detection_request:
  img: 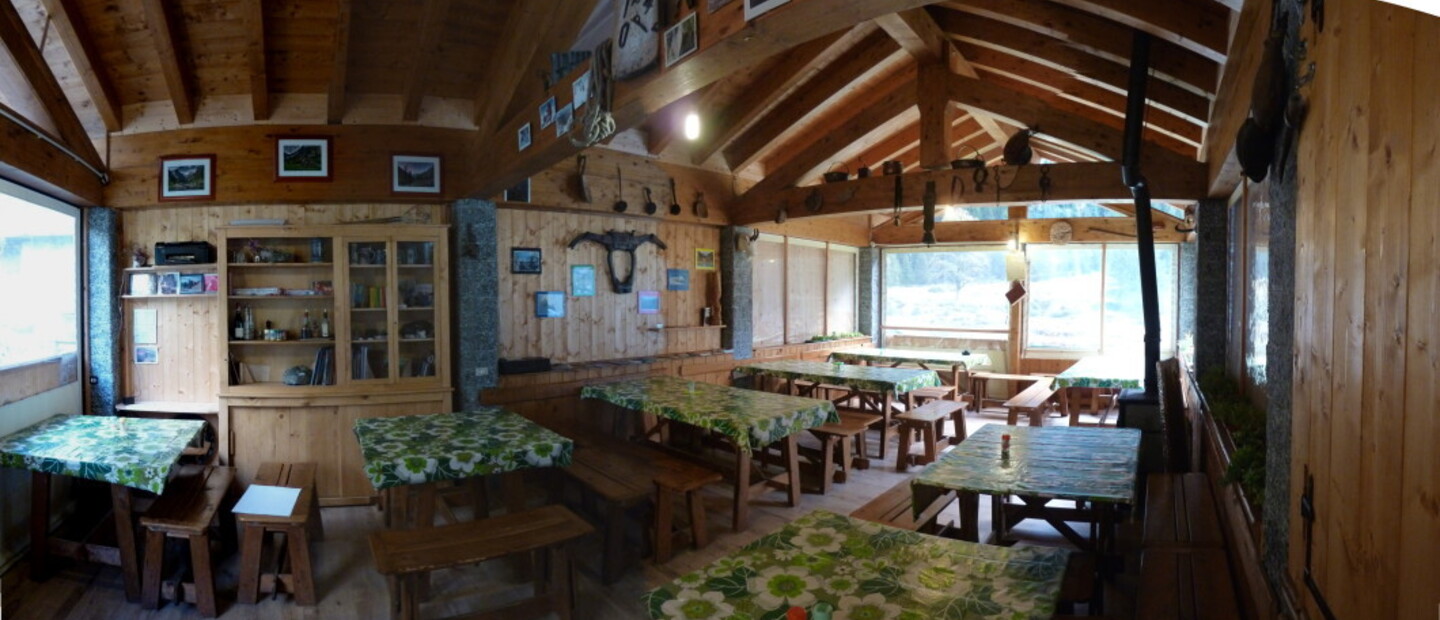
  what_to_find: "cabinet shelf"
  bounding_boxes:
[123,293,217,300]
[351,307,387,312]
[399,306,434,311]
[124,263,217,273]
[399,338,435,343]
[229,262,333,269]
[229,339,335,346]
[231,295,333,300]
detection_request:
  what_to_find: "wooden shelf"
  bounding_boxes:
[399,306,434,311]
[351,339,390,344]
[351,307,387,312]
[116,401,219,415]
[231,294,333,300]
[399,338,434,343]
[397,264,434,268]
[229,339,336,346]
[122,293,217,300]
[124,263,217,273]
[228,262,333,268]
[349,264,387,269]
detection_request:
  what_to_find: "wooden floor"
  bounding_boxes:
[1,409,1123,620]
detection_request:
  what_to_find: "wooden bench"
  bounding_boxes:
[1135,472,1240,619]
[806,409,882,493]
[850,478,957,534]
[236,462,323,606]
[1003,380,1057,426]
[369,504,592,620]
[1143,472,1224,549]
[140,465,235,618]
[968,371,1048,410]
[894,400,968,471]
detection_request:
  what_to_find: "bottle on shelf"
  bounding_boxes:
[244,306,256,340]
[319,309,331,339]
[232,304,246,341]
[300,310,313,339]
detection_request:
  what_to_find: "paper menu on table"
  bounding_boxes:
[233,484,301,517]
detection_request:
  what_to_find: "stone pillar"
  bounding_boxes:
[451,199,498,409]
[1178,239,1198,353]
[857,247,880,342]
[1194,198,1228,379]
[720,227,752,360]
[85,207,121,415]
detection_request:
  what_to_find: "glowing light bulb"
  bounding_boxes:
[684,112,701,141]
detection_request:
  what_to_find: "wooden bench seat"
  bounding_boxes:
[140,465,235,618]
[369,505,592,620]
[806,409,882,492]
[969,372,1048,410]
[1003,380,1057,426]
[850,478,957,534]
[1143,472,1224,548]
[894,400,968,470]
[1135,472,1241,620]
[236,462,323,606]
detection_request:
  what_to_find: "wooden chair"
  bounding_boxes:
[235,462,323,606]
[894,400,967,471]
[806,410,882,493]
[368,505,592,620]
[139,465,235,618]
[851,478,957,535]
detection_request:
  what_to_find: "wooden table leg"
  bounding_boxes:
[732,450,751,531]
[958,491,980,542]
[783,435,800,507]
[878,392,894,461]
[1060,387,1076,426]
[818,435,836,494]
[29,472,49,582]
[111,484,142,602]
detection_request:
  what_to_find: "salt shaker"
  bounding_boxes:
[1001,433,1011,460]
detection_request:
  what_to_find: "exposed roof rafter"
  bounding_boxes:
[40,0,120,132]
[0,0,102,168]
[400,0,452,122]
[326,0,352,124]
[140,0,195,125]
[244,0,268,121]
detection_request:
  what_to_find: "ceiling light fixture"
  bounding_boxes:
[683,112,701,141]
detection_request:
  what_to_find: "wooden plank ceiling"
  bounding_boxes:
[1,0,1239,210]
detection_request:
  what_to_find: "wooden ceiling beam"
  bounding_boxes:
[732,159,1206,225]
[722,29,901,172]
[875,6,978,78]
[1203,0,1266,197]
[872,215,1187,245]
[1100,201,1184,227]
[644,85,712,155]
[327,0,352,124]
[140,0,194,125]
[496,0,600,129]
[244,0,268,121]
[0,105,102,205]
[687,28,851,166]
[1045,0,1231,64]
[0,1,102,169]
[917,63,959,169]
[474,0,576,134]
[400,0,452,122]
[844,114,982,173]
[941,0,1218,97]
[469,0,944,198]
[41,0,121,132]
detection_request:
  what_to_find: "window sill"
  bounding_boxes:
[0,353,79,407]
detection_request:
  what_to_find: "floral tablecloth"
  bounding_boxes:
[580,376,839,453]
[353,408,573,490]
[829,347,993,371]
[0,415,204,494]
[645,509,1069,620]
[1051,355,1144,389]
[913,424,1141,519]
[733,360,940,395]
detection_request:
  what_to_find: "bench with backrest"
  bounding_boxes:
[850,477,957,535]
[1135,472,1240,619]
[1003,379,1057,426]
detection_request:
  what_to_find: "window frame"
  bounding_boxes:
[0,179,82,404]
[879,244,1014,344]
[1021,242,1182,359]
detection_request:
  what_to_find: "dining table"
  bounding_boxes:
[580,375,839,531]
[912,424,1141,553]
[644,509,1070,620]
[732,359,939,461]
[0,414,205,602]
[1051,354,1145,425]
[352,407,574,529]
[828,346,991,401]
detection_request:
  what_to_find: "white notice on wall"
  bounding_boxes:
[232,484,301,517]
[133,308,157,344]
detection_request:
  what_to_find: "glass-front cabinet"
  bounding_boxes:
[217,225,449,394]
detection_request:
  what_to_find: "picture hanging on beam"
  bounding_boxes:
[666,269,689,291]
[571,265,596,297]
[572,70,590,109]
[539,96,557,129]
[158,154,215,201]
[275,136,331,181]
[664,11,698,68]
[743,0,788,21]
[555,103,575,138]
[535,291,565,318]
[392,154,441,194]
[638,290,660,314]
[504,178,530,203]
[517,122,532,151]
[695,248,716,270]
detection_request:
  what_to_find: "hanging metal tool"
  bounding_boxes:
[575,155,591,202]
[892,175,903,226]
[613,166,627,212]
[922,180,937,246]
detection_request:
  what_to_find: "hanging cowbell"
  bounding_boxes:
[1003,128,1039,166]
[922,180,937,246]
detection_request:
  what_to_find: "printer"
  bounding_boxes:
[155,241,216,265]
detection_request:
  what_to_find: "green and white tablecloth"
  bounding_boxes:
[733,360,940,395]
[1051,355,1144,389]
[913,424,1141,518]
[0,415,203,494]
[644,509,1069,620]
[353,407,573,491]
[829,347,993,371]
[580,376,839,453]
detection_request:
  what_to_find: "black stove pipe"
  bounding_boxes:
[1121,30,1160,398]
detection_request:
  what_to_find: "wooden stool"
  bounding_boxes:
[807,410,881,493]
[140,465,234,618]
[653,468,723,563]
[907,385,958,406]
[895,401,967,471]
[236,462,323,606]
[369,505,593,620]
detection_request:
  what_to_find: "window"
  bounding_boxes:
[1244,181,1270,391]
[751,235,859,347]
[1025,243,1179,355]
[1026,202,1124,219]
[883,248,1011,331]
[0,185,79,370]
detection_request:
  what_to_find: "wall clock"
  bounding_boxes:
[614,0,661,81]
[1049,220,1073,243]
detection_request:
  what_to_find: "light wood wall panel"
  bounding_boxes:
[1287,2,1440,618]
[495,207,721,363]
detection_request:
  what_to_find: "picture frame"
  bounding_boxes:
[744,0,789,21]
[275,136,331,180]
[535,291,565,318]
[178,273,205,295]
[158,155,215,201]
[695,248,717,270]
[664,11,699,67]
[555,103,574,137]
[638,290,660,314]
[158,272,179,295]
[128,273,155,296]
[392,154,442,194]
[539,96,557,128]
[517,122,532,151]
[511,247,542,274]
[666,268,689,291]
[134,346,159,365]
[571,265,596,297]
[504,178,530,203]
[708,0,735,13]
[572,70,591,109]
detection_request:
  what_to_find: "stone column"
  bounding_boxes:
[451,199,499,409]
[720,227,753,360]
[85,207,121,415]
[1194,198,1228,379]
[857,247,880,342]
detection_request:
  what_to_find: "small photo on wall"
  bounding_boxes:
[504,178,530,203]
[666,269,689,291]
[571,265,596,297]
[539,96,557,128]
[511,247,542,274]
[664,11,699,67]
[276,136,331,180]
[159,155,215,201]
[134,346,159,365]
[392,154,441,194]
[555,103,574,137]
[518,123,532,151]
[178,273,205,294]
[536,291,565,318]
[572,70,591,108]
[695,248,716,270]
[638,290,660,314]
[744,0,789,20]
[158,272,179,295]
